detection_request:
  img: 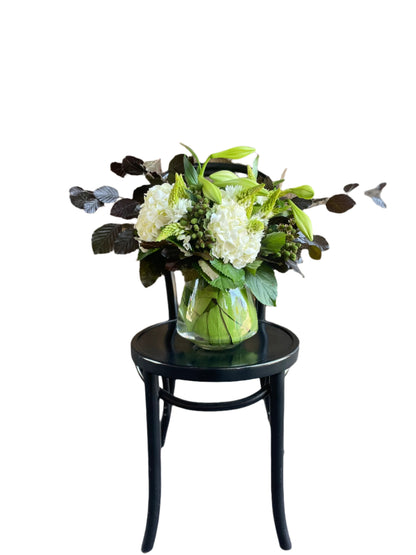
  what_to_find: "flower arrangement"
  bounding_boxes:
[70,144,386,349]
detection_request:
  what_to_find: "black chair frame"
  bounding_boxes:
[131,163,299,552]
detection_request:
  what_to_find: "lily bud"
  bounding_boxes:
[209,146,256,160]
[198,176,222,204]
[281,185,315,199]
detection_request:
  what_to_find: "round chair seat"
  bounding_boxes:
[131,319,299,382]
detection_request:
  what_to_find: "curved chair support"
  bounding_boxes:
[159,385,269,412]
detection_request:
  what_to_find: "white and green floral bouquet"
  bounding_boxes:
[70,144,385,348]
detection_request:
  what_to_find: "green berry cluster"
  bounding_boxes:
[277,218,300,260]
[276,218,300,262]
[180,194,215,251]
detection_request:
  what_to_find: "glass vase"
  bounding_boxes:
[176,278,258,350]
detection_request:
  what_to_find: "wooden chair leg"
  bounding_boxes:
[161,377,176,447]
[142,372,162,553]
[269,372,291,550]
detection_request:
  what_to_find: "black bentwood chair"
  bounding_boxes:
[130,164,300,552]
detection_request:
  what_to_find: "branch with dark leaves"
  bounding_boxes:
[294,181,387,213]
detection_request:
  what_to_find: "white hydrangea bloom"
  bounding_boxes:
[208,187,265,269]
[135,183,191,241]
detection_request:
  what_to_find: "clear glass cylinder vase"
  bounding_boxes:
[176,278,258,350]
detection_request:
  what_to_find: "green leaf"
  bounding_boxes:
[192,311,209,338]
[217,290,251,341]
[207,305,231,344]
[245,260,262,275]
[245,263,277,306]
[288,199,313,241]
[180,143,201,170]
[91,224,122,254]
[261,232,286,254]
[210,274,238,291]
[210,259,245,286]
[190,287,218,318]
[252,155,259,179]
[183,155,199,186]
[273,179,285,187]
[210,146,256,160]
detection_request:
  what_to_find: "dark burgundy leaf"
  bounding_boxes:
[110,156,145,177]
[326,194,356,213]
[343,183,359,193]
[110,162,125,177]
[167,154,191,183]
[291,198,312,210]
[93,186,119,203]
[161,246,182,261]
[91,224,122,254]
[110,198,141,219]
[296,233,330,251]
[140,240,169,249]
[69,188,95,209]
[364,182,387,208]
[145,171,164,185]
[257,174,274,190]
[122,156,145,175]
[285,258,305,277]
[208,157,232,164]
[266,259,290,274]
[137,247,159,261]
[139,252,165,287]
[114,226,138,254]
[83,198,104,214]
[133,185,151,203]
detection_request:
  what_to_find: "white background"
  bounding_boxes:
[1,1,415,554]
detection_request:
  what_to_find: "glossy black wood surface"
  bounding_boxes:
[131,320,299,382]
